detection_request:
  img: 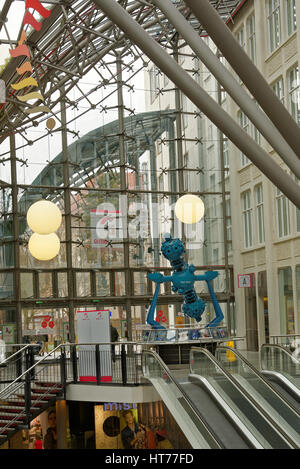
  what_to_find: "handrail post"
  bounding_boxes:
[60,347,66,399]
[16,349,23,379]
[121,344,127,386]
[95,344,101,385]
[25,350,32,426]
[71,345,78,384]
[29,346,35,380]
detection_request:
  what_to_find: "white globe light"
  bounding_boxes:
[174,194,205,224]
[28,233,60,261]
[27,200,62,234]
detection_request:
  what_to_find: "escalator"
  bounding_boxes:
[214,346,300,448]
[260,343,300,407]
[142,348,298,449]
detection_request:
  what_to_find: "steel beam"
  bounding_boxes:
[185,0,300,163]
[152,0,300,180]
[91,0,300,209]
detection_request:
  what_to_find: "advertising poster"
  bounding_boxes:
[1,324,15,344]
[21,401,70,449]
[94,402,174,450]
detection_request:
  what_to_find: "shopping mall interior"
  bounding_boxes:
[0,0,299,450]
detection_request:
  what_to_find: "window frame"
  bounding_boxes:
[275,187,291,238]
[255,184,265,244]
[241,190,253,249]
[267,0,281,53]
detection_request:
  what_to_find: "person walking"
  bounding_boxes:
[110,324,119,363]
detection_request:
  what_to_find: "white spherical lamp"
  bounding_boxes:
[28,232,60,261]
[27,200,62,234]
[174,194,205,224]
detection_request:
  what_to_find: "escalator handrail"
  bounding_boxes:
[261,343,300,365]
[216,345,300,417]
[142,349,224,449]
[190,346,298,449]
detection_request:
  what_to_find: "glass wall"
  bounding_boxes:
[0,32,233,343]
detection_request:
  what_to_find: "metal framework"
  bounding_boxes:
[1,0,295,343]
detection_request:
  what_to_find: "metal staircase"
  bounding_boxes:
[0,345,66,446]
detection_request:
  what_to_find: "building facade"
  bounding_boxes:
[144,0,300,350]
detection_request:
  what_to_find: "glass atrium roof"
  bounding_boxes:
[0,0,246,138]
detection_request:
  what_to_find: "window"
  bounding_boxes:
[247,14,257,64]
[225,199,232,253]
[255,184,265,244]
[207,119,215,147]
[294,178,300,232]
[267,0,281,53]
[237,27,245,83]
[223,137,229,171]
[209,173,216,191]
[296,205,300,232]
[272,76,285,104]
[276,187,290,237]
[296,266,300,334]
[242,190,253,248]
[149,66,160,103]
[184,153,189,190]
[278,267,294,334]
[239,111,250,167]
[219,56,227,102]
[237,27,246,49]
[288,65,300,125]
[182,93,188,129]
[287,0,297,36]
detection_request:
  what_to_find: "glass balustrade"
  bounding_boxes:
[142,350,222,449]
[190,347,295,449]
[215,346,300,448]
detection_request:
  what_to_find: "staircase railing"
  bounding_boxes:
[0,341,144,445]
[0,344,66,440]
[0,345,33,390]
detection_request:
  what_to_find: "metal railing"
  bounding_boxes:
[136,325,231,343]
[190,347,298,449]
[0,345,31,389]
[260,343,300,398]
[142,349,223,449]
[65,342,143,386]
[270,334,300,348]
[0,341,144,444]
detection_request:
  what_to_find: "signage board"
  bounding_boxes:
[77,309,111,382]
[238,274,252,288]
[1,324,15,344]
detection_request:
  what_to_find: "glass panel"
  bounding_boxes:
[216,347,300,447]
[0,272,14,299]
[96,272,110,296]
[21,307,69,348]
[114,272,126,296]
[142,351,221,449]
[133,272,147,295]
[57,272,68,297]
[21,272,34,299]
[76,272,91,297]
[39,272,53,298]
[190,348,291,448]
[261,345,300,392]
